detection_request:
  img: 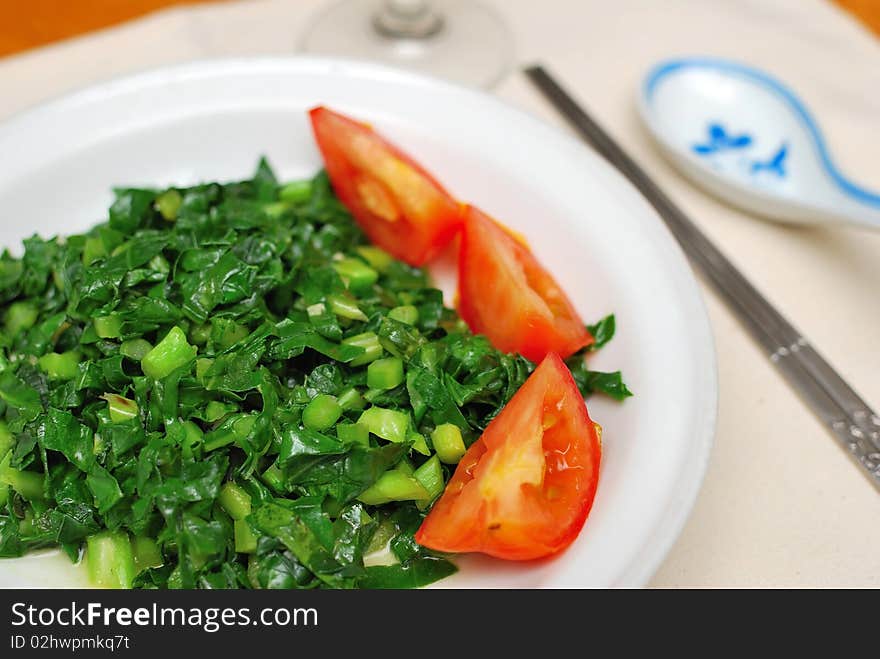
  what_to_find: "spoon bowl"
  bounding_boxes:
[639,57,880,230]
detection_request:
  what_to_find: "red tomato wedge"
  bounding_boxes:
[457,205,593,362]
[308,106,463,266]
[415,353,602,561]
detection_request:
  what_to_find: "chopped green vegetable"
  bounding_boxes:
[0,466,44,501]
[358,406,410,443]
[93,315,122,339]
[336,422,369,446]
[82,236,106,265]
[5,301,38,334]
[413,455,444,509]
[260,464,286,494]
[367,357,404,390]
[37,351,80,380]
[333,257,378,293]
[203,400,232,423]
[355,245,393,273]
[337,386,366,411]
[388,305,419,326]
[279,179,312,204]
[342,331,383,367]
[0,160,628,590]
[87,531,136,589]
[102,393,138,423]
[327,294,368,321]
[180,420,203,459]
[407,431,431,456]
[394,457,415,476]
[132,536,164,572]
[234,519,258,554]
[565,349,634,400]
[587,313,616,350]
[361,557,457,589]
[203,414,254,452]
[211,319,248,350]
[195,357,213,381]
[141,326,197,379]
[302,394,343,431]
[357,470,430,505]
[120,338,152,361]
[218,482,252,520]
[431,423,466,464]
[0,422,12,460]
[154,189,182,221]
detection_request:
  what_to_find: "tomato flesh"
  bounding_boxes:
[309,106,462,266]
[457,205,592,362]
[415,353,602,560]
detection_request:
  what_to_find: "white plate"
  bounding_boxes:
[0,57,716,588]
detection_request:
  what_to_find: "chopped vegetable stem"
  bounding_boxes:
[358,406,410,443]
[141,326,197,379]
[234,519,258,554]
[93,315,122,339]
[431,423,467,464]
[388,305,419,325]
[333,257,379,293]
[342,332,383,366]
[37,351,80,381]
[367,357,404,390]
[218,482,252,520]
[5,301,38,334]
[357,470,430,505]
[302,394,343,431]
[0,467,45,501]
[155,189,182,221]
[132,536,164,572]
[337,387,366,411]
[355,246,393,273]
[120,338,153,361]
[87,531,136,589]
[327,294,368,321]
[102,393,138,423]
[414,455,444,509]
[336,422,369,446]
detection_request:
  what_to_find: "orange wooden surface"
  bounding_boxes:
[835,0,880,34]
[0,0,877,59]
[0,0,227,58]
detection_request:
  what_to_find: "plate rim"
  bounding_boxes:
[0,55,718,587]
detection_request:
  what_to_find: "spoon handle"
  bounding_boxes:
[525,64,880,491]
[831,194,880,230]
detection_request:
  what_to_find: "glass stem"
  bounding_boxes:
[373,0,444,39]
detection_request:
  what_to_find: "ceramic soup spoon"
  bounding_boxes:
[638,57,880,229]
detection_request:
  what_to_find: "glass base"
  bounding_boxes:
[300,0,514,89]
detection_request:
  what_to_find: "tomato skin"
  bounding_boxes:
[309,106,463,266]
[457,205,593,362]
[415,353,602,561]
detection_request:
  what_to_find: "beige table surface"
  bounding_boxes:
[1,0,878,587]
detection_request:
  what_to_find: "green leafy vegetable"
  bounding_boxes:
[587,314,617,351]
[565,353,634,400]
[0,159,629,589]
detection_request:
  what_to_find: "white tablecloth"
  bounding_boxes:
[2,0,879,587]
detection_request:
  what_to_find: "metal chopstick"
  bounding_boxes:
[523,64,880,492]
